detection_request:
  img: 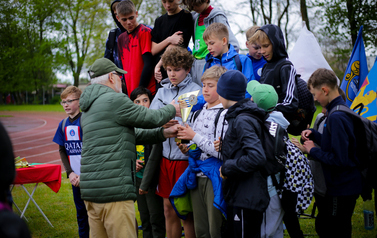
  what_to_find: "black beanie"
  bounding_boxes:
[216,70,247,101]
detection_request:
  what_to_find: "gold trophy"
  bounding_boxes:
[175,90,200,144]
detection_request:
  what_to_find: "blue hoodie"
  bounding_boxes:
[247,53,266,81]
[204,44,255,98]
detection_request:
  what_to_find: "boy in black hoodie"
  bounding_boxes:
[249,24,299,126]
[217,70,269,238]
[104,0,124,69]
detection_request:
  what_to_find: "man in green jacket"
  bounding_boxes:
[79,58,179,238]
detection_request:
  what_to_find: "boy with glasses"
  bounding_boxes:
[53,86,89,238]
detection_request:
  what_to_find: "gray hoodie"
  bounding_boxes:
[192,7,239,52]
[150,74,202,161]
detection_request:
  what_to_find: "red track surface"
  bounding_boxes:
[0,111,67,171]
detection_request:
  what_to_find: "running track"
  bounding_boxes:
[0,111,67,171]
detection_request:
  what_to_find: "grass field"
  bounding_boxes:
[0,104,63,112]
[5,104,377,237]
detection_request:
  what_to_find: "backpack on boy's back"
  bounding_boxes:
[275,60,316,136]
[247,113,314,212]
[327,104,377,189]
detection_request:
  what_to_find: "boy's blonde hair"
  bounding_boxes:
[116,0,136,16]
[61,86,82,100]
[182,0,210,11]
[161,46,194,71]
[203,23,229,43]
[201,65,227,82]
[246,26,260,42]
[307,68,338,90]
[248,29,270,45]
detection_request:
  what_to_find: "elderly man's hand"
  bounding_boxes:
[163,124,180,138]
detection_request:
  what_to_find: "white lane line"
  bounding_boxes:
[10,119,48,135]
[44,159,62,164]
[14,143,56,153]
[19,150,57,158]
[12,136,53,146]
[12,128,56,140]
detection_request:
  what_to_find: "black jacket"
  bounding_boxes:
[221,99,270,212]
[259,24,299,115]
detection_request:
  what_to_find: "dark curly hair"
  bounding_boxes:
[161,46,194,71]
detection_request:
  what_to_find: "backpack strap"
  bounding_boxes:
[62,117,68,134]
[214,108,225,139]
[204,59,213,71]
[233,54,242,72]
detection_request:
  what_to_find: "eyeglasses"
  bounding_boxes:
[113,72,122,77]
[60,99,79,106]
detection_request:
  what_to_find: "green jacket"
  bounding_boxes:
[79,84,175,203]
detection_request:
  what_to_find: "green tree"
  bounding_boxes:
[58,0,110,87]
[0,0,59,104]
[314,0,377,51]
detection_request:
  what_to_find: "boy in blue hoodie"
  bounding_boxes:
[192,22,255,111]
[301,68,363,238]
[203,23,255,98]
[149,46,201,238]
[245,26,266,81]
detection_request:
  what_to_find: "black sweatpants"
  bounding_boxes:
[281,190,304,238]
[225,206,263,238]
[315,194,358,238]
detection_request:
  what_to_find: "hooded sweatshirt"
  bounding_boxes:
[150,74,202,161]
[192,7,239,53]
[259,24,298,116]
[104,0,125,69]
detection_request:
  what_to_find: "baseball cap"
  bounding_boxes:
[246,80,278,112]
[88,58,127,79]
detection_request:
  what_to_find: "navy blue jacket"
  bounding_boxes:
[104,0,125,69]
[309,96,362,196]
[220,99,269,212]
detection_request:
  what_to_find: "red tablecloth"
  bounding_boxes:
[13,164,62,193]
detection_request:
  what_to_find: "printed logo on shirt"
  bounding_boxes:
[257,68,263,76]
[234,214,240,221]
[70,129,75,137]
[65,125,81,141]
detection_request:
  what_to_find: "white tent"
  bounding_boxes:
[289,23,339,84]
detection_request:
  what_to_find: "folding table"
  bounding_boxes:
[11,164,62,227]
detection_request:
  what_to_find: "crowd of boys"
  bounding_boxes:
[45,0,370,238]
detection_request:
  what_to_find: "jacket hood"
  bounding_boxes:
[160,73,194,89]
[259,24,287,63]
[111,0,126,32]
[205,44,238,64]
[79,84,116,112]
[267,111,290,130]
[226,99,267,121]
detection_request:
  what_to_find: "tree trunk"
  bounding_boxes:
[300,0,310,31]
[346,0,357,46]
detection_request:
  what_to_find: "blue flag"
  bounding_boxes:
[350,56,377,123]
[340,26,368,107]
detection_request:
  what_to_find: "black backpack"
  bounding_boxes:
[247,114,288,187]
[327,104,377,189]
[278,61,316,136]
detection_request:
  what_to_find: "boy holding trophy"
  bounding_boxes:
[149,46,201,238]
